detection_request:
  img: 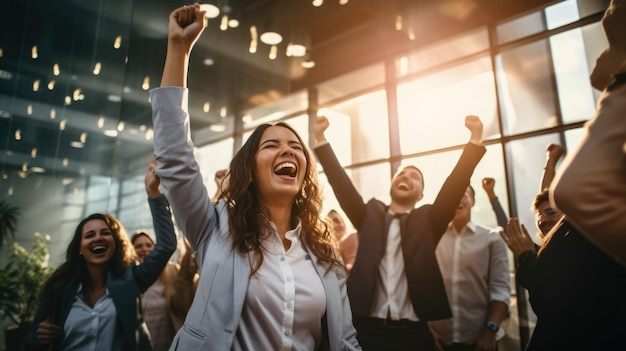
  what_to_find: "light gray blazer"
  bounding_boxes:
[150,87,360,351]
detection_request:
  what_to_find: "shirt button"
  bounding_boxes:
[287,303,292,308]
[284,330,291,336]
[286,276,292,281]
[280,256,285,261]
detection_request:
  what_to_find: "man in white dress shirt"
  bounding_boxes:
[429,185,511,351]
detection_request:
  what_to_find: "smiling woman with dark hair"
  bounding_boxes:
[25,157,177,351]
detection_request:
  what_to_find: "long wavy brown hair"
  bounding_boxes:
[219,122,342,274]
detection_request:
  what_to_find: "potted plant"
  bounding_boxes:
[0,232,54,351]
[0,200,21,249]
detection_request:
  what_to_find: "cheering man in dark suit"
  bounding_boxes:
[313,115,485,350]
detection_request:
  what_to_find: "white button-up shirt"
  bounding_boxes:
[369,212,419,321]
[429,221,511,342]
[60,286,123,351]
[234,221,327,351]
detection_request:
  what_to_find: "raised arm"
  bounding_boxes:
[482,177,508,230]
[429,116,486,236]
[539,143,565,192]
[134,156,177,292]
[161,4,206,88]
[313,116,367,229]
[152,5,220,256]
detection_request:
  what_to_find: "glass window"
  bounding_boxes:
[496,40,559,135]
[195,138,235,200]
[550,24,604,124]
[545,0,581,29]
[396,28,490,77]
[496,10,546,45]
[397,56,498,154]
[319,90,389,165]
[317,63,385,105]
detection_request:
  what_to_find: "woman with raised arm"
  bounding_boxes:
[149,4,360,350]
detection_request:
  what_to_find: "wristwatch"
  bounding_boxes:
[485,321,499,333]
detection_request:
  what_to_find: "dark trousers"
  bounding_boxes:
[353,317,435,351]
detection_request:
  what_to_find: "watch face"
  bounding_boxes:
[485,321,499,332]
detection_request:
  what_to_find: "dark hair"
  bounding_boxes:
[220,122,341,274]
[40,213,136,321]
[532,188,550,212]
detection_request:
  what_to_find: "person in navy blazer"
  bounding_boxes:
[313,115,486,350]
[25,157,177,351]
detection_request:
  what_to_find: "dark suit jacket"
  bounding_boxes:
[525,218,626,350]
[26,195,177,351]
[315,142,485,321]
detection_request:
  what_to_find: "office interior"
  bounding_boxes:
[0,0,612,349]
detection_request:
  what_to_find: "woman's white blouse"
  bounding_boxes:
[234,221,327,351]
[60,287,123,351]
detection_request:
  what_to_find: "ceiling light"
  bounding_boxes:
[27,105,32,115]
[31,167,45,173]
[104,130,118,137]
[117,121,125,131]
[260,32,283,45]
[203,58,214,66]
[31,46,38,59]
[339,0,348,4]
[15,129,21,141]
[70,141,84,148]
[286,43,307,57]
[107,94,121,102]
[114,36,122,49]
[269,45,277,60]
[33,79,40,91]
[203,101,210,112]
[63,158,69,167]
[0,69,12,80]
[228,19,239,28]
[302,59,316,69]
[53,63,60,76]
[200,3,220,19]
[62,177,73,185]
[312,0,323,7]
[31,148,37,158]
[142,76,150,90]
[80,132,87,143]
[47,80,55,90]
[220,15,229,30]
[210,124,226,132]
[50,108,56,119]
[59,119,67,130]
[395,15,403,31]
[93,62,101,75]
